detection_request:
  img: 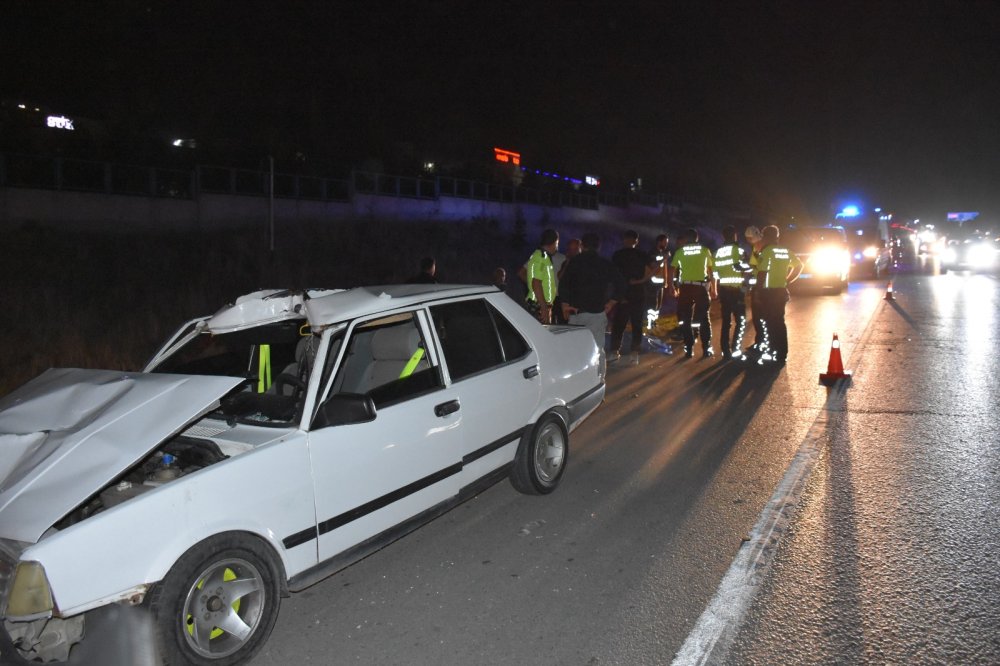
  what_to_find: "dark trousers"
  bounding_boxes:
[609,287,646,353]
[718,286,746,355]
[677,284,711,351]
[758,287,790,360]
[749,287,764,348]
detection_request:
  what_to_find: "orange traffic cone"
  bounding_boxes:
[819,333,852,386]
[884,281,895,300]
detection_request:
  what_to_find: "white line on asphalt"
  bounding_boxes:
[671,395,838,665]
[672,298,884,665]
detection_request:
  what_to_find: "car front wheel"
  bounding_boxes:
[510,413,568,495]
[147,534,282,665]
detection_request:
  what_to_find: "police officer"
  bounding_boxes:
[713,225,750,359]
[744,225,766,357]
[671,228,716,358]
[648,233,671,327]
[755,225,803,364]
[519,228,559,324]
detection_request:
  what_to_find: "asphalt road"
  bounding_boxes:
[252,265,999,665]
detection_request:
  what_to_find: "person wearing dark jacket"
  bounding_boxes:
[560,233,627,369]
[608,230,656,363]
[406,256,438,284]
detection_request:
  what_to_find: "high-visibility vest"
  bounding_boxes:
[757,244,803,288]
[670,243,714,283]
[714,243,748,286]
[525,249,556,303]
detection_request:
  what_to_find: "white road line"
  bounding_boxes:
[673,297,885,665]
[671,395,839,665]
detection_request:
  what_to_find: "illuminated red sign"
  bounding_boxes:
[493,147,521,165]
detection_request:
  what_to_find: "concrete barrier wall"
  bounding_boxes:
[0,184,755,244]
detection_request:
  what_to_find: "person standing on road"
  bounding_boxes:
[405,257,438,284]
[558,237,583,280]
[671,228,716,358]
[649,233,672,325]
[609,230,656,364]
[744,225,766,357]
[549,240,570,324]
[755,225,803,364]
[518,228,559,324]
[559,232,626,370]
[714,225,750,359]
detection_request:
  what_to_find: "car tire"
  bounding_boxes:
[146,533,283,666]
[510,412,568,495]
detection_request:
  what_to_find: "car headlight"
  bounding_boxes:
[862,246,879,259]
[968,243,998,268]
[942,247,958,264]
[810,248,850,275]
[5,561,54,619]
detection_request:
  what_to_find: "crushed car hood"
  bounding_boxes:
[0,369,242,543]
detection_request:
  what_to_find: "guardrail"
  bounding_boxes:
[0,152,673,213]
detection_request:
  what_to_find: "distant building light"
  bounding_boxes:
[422,161,435,172]
[170,138,197,149]
[172,139,183,147]
[493,147,521,165]
[874,207,882,213]
[17,103,26,109]
[46,115,74,130]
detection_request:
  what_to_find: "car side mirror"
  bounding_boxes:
[313,393,377,428]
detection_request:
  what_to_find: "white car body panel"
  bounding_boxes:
[0,369,242,543]
[23,427,316,616]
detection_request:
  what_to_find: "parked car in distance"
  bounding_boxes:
[846,225,892,279]
[784,224,852,294]
[0,285,605,665]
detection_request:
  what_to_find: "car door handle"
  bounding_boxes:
[523,365,539,379]
[434,400,460,417]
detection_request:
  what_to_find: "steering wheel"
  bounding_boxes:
[273,372,307,401]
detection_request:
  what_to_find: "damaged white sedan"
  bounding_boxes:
[0,285,604,664]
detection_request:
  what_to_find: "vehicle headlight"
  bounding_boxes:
[942,247,958,264]
[862,246,879,259]
[810,248,849,275]
[968,243,998,268]
[5,561,54,619]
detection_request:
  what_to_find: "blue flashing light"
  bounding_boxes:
[839,205,861,218]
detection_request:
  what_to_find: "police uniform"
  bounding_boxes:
[671,242,715,357]
[756,243,803,363]
[714,241,749,358]
[524,248,556,322]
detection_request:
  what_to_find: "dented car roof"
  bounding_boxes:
[206,285,496,334]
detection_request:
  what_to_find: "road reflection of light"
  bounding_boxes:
[931,274,997,422]
[808,285,885,362]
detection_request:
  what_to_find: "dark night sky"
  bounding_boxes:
[4,0,1000,221]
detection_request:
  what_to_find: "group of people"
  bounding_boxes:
[516,224,803,367]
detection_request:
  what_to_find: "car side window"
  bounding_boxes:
[431,299,508,381]
[489,302,530,361]
[329,313,442,409]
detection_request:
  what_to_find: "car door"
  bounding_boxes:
[307,310,466,562]
[427,297,541,485]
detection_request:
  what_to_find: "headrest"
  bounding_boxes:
[371,326,420,361]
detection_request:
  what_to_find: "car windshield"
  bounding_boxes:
[153,319,318,426]
[783,227,846,251]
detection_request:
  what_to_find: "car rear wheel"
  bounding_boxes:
[147,534,282,665]
[510,413,568,495]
